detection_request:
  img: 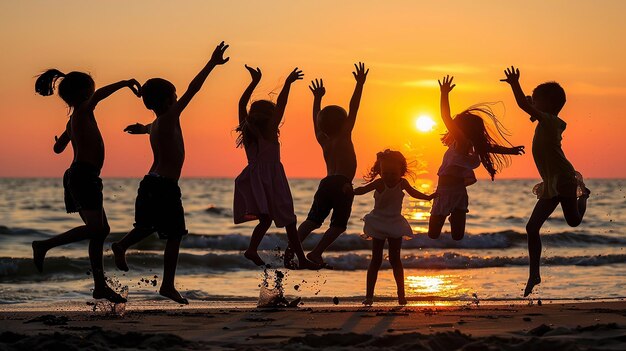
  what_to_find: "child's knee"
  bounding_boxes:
[451,231,464,241]
[428,230,441,239]
[88,223,110,238]
[565,216,582,228]
[525,222,540,235]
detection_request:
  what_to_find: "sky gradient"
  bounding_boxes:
[1,0,625,179]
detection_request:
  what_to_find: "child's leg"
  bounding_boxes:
[285,222,320,269]
[364,238,385,305]
[80,209,125,303]
[284,220,321,268]
[32,225,91,272]
[244,215,272,266]
[524,198,559,297]
[428,215,446,239]
[307,226,345,264]
[449,210,467,241]
[387,237,406,305]
[557,176,588,227]
[112,227,154,271]
[160,236,188,304]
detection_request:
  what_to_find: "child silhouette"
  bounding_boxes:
[501,66,590,297]
[233,64,320,270]
[429,75,524,241]
[112,41,230,304]
[32,69,141,303]
[285,63,369,268]
[354,150,437,306]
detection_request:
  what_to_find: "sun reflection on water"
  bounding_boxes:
[406,275,459,297]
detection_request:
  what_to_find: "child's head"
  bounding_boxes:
[236,100,279,147]
[141,78,177,111]
[531,82,566,115]
[365,149,409,186]
[442,104,512,180]
[35,69,95,107]
[317,105,347,137]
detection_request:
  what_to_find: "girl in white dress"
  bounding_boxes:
[354,150,437,306]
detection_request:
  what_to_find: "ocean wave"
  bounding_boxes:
[3,225,625,251]
[3,252,626,280]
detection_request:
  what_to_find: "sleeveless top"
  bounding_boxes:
[437,146,481,180]
[362,182,413,239]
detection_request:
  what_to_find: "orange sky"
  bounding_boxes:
[1,1,625,179]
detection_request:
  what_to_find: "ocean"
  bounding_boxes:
[0,178,624,305]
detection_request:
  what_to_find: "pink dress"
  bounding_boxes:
[233,137,296,228]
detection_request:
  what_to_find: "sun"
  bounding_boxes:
[415,115,436,132]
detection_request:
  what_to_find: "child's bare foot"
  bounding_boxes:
[283,245,295,269]
[296,257,323,270]
[111,242,129,272]
[305,252,333,269]
[93,286,127,304]
[244,250,266,266]
[524,275,541,297]
[32,241,47,273]
[159,286,189,305]
[362,297,373,306]
[398,296,408,305]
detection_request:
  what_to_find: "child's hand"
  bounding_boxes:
[209,41,230,66]
[428,192,439,201]
[124,123,146,134]
[511,145,525,155]
[126,79,142,97]
[500,66,520,85]
[352,62,369,84]
[309,79,325,98]
[245,65,262,82]
[286,67,304,84]
[438,75,455,94]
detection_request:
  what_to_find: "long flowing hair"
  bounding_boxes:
[441,103,513,180]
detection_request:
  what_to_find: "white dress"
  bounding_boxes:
[363,183,413,240]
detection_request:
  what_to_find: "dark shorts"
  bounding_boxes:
[134,175,188,239]
[306,175,354,229]
[63,162,103,213]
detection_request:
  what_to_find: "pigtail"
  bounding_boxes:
[35,69,65,96]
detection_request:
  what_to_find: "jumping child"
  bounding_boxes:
[233,64,319,270]
[428,75,524,241]
[284,63,369,268]
[501,66,590,296]
[112,41,230,304]
[354,150,437,306]
[32,69,142,303]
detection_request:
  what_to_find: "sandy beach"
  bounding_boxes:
[1,300,625,350]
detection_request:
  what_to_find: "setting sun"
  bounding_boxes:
[415,115,436,132]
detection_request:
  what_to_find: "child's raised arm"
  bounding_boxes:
[401,179,437,200]
[309,78,325,142]
[346,62,369,133]
[438,75,468,146]
[353,178,382,195]
[88,79,141,109]
[53,130,70,154]
[124,123,152,135]
[272,67,303,128]
[500,66,543,122]
[239,65,262,125]
[487,144,525,155]
[172,41,229,116]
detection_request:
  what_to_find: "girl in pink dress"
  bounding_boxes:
[234,65,319,270]
[354,150,437,306]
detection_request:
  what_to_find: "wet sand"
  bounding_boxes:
[1,300,625,350]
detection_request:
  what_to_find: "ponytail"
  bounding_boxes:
[35,69,65,96]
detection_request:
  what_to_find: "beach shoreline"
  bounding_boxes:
[1,300,625,350]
